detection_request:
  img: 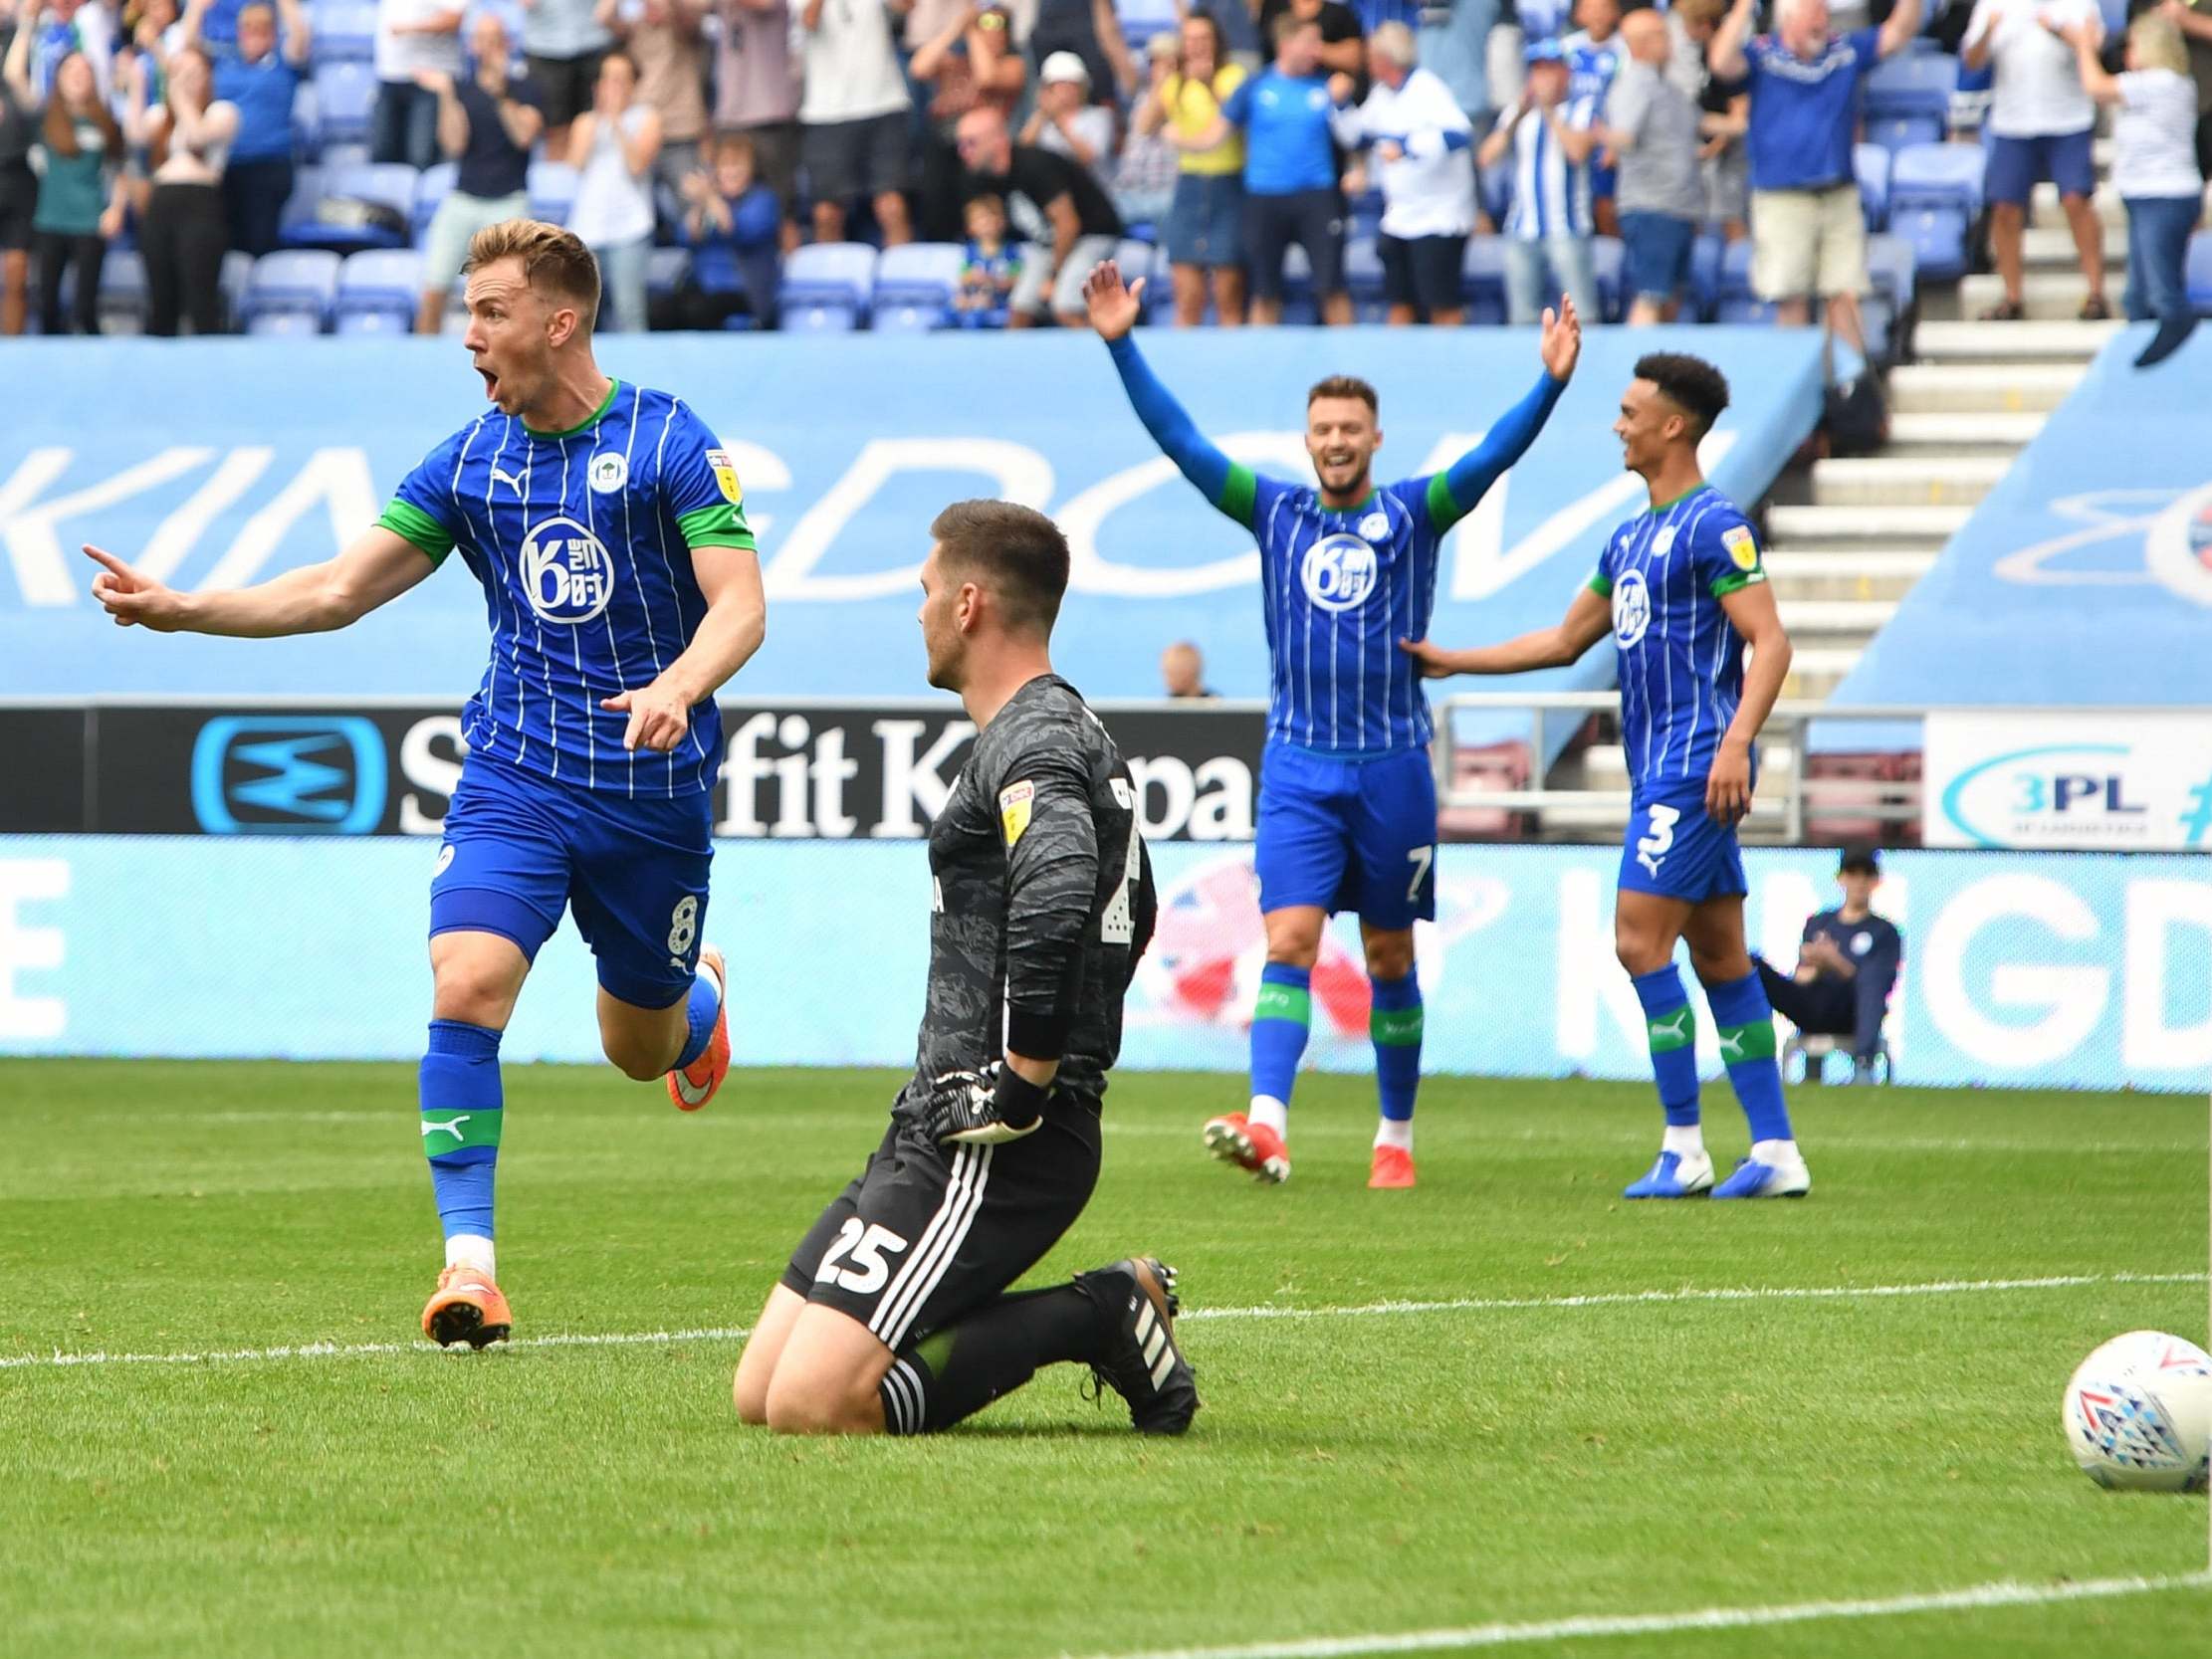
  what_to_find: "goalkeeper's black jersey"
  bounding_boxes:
[897,674,1156,1118]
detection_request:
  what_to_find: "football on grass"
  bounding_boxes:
[2063,1331,2212,1492]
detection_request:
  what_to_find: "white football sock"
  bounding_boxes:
[1373,1117,1413,1151]
[1661,1123,1706,1159]
[1751,1138,1800,1165]
[1247,1095,1289,1137]
[445,1233,496,1277]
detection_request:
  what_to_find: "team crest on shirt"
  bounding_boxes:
[706,448,743,505]
[1722,522,1761,572]
[1612,568,1652,648]
[1359,511,1391,541]
[519,516,615,624]
[1301,533,1380,612]
[1652,525,1677,557]
[998,780,1034,846]
[588,453,628,494]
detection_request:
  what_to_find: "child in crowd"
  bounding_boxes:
[954,190,1021,326]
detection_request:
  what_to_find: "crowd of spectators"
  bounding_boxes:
[0,0,2204,339]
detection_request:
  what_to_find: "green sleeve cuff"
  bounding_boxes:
[377,500,453,566]
[1710,569,1766,597]
[1587,570,1614,598]
[1217,464,1257,528]
[1426,471,1461,532]
[676,502,758,550]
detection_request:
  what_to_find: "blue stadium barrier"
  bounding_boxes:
[1,837,2200,1093]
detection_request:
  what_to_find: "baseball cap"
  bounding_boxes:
[1041,50,1091,86]
[1838,846,1881,876]
[1524,38,1566,63]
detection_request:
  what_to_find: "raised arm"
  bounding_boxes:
[1399,583,1615,677]
[1426,299,1580,530]
[277,0,314,64]
[1707,0,1755,83]
[1082,262,1247,521]
[2054,20,2120,100]
[2,0,37,102]
[84,526,437,637]
[1876,0,1924,59]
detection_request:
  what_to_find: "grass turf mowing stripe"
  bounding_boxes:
[3,1269,2200,1371]
[1060,1571,2212,1659]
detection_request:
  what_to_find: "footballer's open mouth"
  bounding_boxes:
[477,363,501,402]
[1322,449,1357,470]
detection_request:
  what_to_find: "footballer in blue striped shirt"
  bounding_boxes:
[1405,352,1809,1201]
[1084,259,1581,1192]
[85,221,768,1344]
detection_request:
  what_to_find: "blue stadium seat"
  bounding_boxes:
[2188,232,2212,315]
[286,160,415,250]
[1717,235,1754,305]
[1888,143,1985,281]
[871,242,964,332]
[1855,142,1890,230]
[241,250,341,332]
[1460,235,1506,325]
[1345,236,1388,323]
[528,161,581,226]
[1115,238,1154,291]
[1863,112,1942,155]
[333,248,423,333]
[1591,235,1624,322]
[647,246,691,297]
[279,162,322,228]
[318,141,371,172]
[1716,295,1778,324]
[314,62,377,148]
[98,249,147,333]
[778,242,877,331]
[221,250,255,330]
[1863,233,1916,364]
[1687,232,1725,322]
[413,161,456,246]
[315,1,378,63]
[1347,185,1385,245]
[1278,241,1318,323]
[1864,52,1955,142]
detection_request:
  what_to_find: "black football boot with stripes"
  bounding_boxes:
[1075,1256,1200,1436]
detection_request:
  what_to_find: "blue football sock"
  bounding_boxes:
[1369,973,1423,1123]
[1631,965,1701,1129]
[419,1019,503,1240]
[1248,962,1312,1108]
[1704,970,1793,1144]
[673,964,722,1072]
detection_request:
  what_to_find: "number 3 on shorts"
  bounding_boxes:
[1406,845,1435,905]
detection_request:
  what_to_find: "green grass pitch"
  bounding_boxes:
[4,1061,2207,1658]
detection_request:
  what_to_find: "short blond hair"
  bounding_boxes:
[2129,12,2189,76]
[464,219,601,325]
[1675,0,1727,25]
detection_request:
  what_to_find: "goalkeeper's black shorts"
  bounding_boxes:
[779,1096,1101,1351]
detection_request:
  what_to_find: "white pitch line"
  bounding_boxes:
[1057,1571,2212,1659]
[1,1270,2201,1373]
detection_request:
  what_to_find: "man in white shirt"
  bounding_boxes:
[796,0,915,245]
[1964,0,2107,318]
[1334,21,1476,322]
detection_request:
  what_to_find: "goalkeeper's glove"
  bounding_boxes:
[927,1061,1050,1145]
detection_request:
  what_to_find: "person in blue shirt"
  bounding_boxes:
[1407,352,1807,1201]
[1085,256,1581,1189]
[652,130,782,329]
[1221,12,1353,324]
[1757,845,1902,1081]
[82,220,767,1349]
[1707,0,1922,355]
[195,0,309,257]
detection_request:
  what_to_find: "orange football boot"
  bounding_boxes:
[421,1263,513,1349]
[1368,1144,1418,1189]
[1203,1112,1291,1184]
[666,946,729,1112]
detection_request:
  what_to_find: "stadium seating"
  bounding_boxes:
[647,246,691,298]
[333,249,423,334]
[313,62,376,149]
[527,161,582,227]
[1279,242,1319,323]
[240,250,341,333]
[1855,143,1890,230]
[1687,232,1725,322]
[220,250,255,329]
[869,242,965,332]
[1887,142,1985,281]
[1591,236,1624,322]
[778,242,877,331]
[283,161,413,251]
[315,1,378,62]
[98,250,147,333]
[1862,53,1955,151]
[1345,237,1388,323]
[1460,236,1506,326]
[1862,233,1917,364]
[2188,232,2212,314]
[412,163,457,246]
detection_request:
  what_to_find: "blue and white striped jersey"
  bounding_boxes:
[376,379,755,798]
[1587,483,1767,796]
[1498,95,1601,240]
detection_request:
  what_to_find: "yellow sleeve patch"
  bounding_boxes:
[706,447,743,506]
[998,780,1034,847]
[1722,522,1760,572]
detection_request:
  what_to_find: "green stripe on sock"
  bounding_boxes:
[1370,1006,1425,1047]
[1716,1020,1777,1063]
[1646,1007,1696,1054]
[1254,982,1312,1025]
[419,1108,502,1154]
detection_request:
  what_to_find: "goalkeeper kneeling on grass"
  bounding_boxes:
[730,499,1200,1437]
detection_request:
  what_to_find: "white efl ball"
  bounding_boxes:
[2062,1330,2212,1493]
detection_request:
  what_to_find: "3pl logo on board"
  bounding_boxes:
[1925,714,2212,851]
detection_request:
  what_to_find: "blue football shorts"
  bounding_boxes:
[1253,741,1438,931]
[429,751,713,1009]
[1617,785,1747,905]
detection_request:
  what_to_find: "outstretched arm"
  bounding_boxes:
[1707,0,1755,83]
[1082,261,1248,522]
[84,526,435,637]
[1400,584,1614,678]
[1427,297,1581,530]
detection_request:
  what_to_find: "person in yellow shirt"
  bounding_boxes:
[1134,11,1248,324]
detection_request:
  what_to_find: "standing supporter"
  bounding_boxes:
[1028,0,1135,102]
[197,0,308,259]
[372,0,463,169]
[1257,0,1365,76]
[795,0,914,247]
[1963,0,2107,320]
[3,27,124,332]
[135,41,235,334]
[711,0,799,225]
[1332,19,1475,323]
[1224,12,1351,324]
[1477,35,1600,322]
[1707,0,1923,353]
[567,47,659,331]
[911,0,1025,241]
[2058,11,2202,366]
[596,0,709,194]
[1562,0,1621,232]
[653,130,780,327]
[413,11,542,333]
[1135,8,1246,324]
[1675,0,1748,241]
[19,0,116,100]
[1110,29,1182,231]
[522,0,611,158]
[1022,49,1116,183]
[954,104,1122,326]
[1602,4,1700,321]
[0,3,39,333]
